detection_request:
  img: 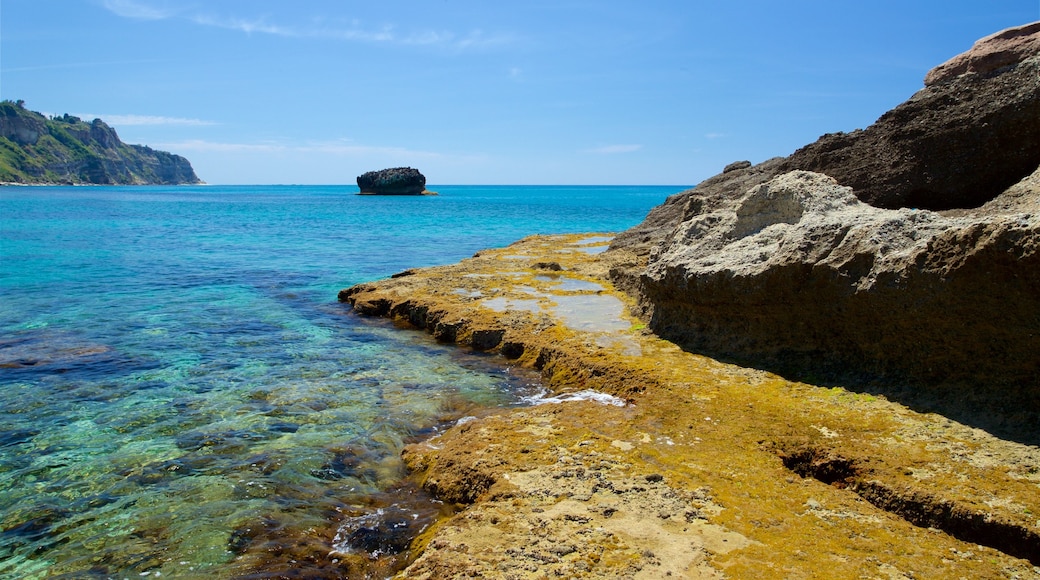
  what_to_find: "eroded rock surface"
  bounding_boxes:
[610,23,1040,427]
[340,234,1040,578]
[641,169,1040,390]
[611,21,1040,259]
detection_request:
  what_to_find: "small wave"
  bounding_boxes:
[521,389,626,407]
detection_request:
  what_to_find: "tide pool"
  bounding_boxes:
[0,184,682,578]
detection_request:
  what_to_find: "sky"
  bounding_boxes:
[1,1,1038,185]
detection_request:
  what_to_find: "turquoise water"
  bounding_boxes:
[0,184,681,578]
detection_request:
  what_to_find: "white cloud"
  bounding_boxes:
[101,2,513,50]
[704,133,726,139]
[84,114,216,127]
[156,139,449,159]
[101,0,175,21]
[583,144,643,154]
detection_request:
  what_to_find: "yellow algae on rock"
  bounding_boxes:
[340,233,1040,579]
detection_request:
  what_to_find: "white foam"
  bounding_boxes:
[522,389,626,407]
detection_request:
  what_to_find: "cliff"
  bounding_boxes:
[0,101,202,185]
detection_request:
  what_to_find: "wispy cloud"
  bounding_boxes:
[1,59,168,73]
[101,1,514,50]
[583,144,643,154]
[81,114,216,127]
[157,139,450,159]
[101,0,175,21]
[704,133,726,139]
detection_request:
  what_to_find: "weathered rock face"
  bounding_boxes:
[611,23,1040,400]
[612,21,1040,264]
[925,21,1040,85]
[356,167,427,195]
[780,44,1040,210]
[640,170,1040,387]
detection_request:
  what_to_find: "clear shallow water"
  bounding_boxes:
[0,184,682,578]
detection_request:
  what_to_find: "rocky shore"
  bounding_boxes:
[342,234,1040,578]
[338,23,1040,578]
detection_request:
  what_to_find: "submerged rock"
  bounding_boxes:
[356,167,430,195]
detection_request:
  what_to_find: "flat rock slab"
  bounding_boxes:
[340,234,1040,578]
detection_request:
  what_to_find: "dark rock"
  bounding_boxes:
[357,167,428,195]
[470,328,505,351]
[723,160,752,173]
[336,506,417,557]
[780,45,1039,210]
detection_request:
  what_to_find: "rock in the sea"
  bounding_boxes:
[356,167,428,195]
[610,23,1040,398]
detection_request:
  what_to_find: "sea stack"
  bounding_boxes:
[356,167,432,195]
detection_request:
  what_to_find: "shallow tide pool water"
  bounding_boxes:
[0,184,681,578]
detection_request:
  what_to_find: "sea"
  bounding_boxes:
[0,184,683,579]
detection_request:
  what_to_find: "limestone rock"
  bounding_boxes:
[639,168,1040,388]
[611,22,1040,265]
[356,167,428,195]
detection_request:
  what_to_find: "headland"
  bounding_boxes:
[0,100,202,185]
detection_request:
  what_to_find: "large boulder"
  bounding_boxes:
[356,167,428,195]
[640,170,1040,388]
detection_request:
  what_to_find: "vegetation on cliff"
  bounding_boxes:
[0,100,201,185]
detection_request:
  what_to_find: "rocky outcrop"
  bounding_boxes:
[356,167,429,195]
[780,37,1040,210]
[925,21,1040,85]
[610,22,1040,408]
[612,21,1040,263]
[0,101,202,185]
[339,233,1040,577]
[640,170,1040,388]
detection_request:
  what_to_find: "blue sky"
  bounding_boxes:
[1,1,1037,185]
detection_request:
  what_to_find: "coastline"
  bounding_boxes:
[341,233,1040,578]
